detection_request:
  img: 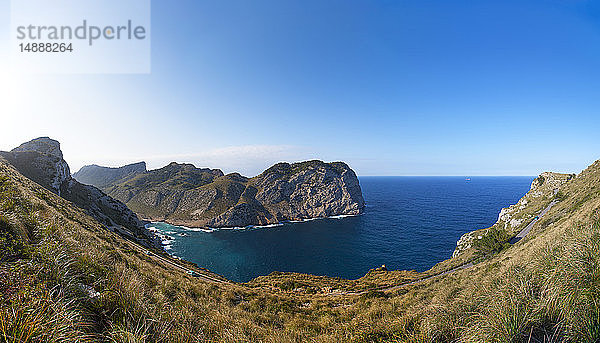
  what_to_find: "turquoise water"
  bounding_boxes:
[148,176,534,282]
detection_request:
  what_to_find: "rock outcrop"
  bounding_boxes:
[75,160,365,228]
[452,172,575,258]
[3,138,71,196]
[1,138,146,236]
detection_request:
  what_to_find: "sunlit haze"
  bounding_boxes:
[1,0,600,176]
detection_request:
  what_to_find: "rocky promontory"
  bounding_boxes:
[75,160,366,228]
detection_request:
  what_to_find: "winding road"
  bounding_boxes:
[373,198,560,293]
[509,200,558,244]
[144,250,227,284]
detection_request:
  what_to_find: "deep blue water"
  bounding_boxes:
[149,176,533,282]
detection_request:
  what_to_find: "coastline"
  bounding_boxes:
[143,176,540,283]
[145,212,363,234]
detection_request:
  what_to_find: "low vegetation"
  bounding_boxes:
[473,224,512,257]
[1,158,600,342]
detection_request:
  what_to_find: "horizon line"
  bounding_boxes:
[358,175,538,177]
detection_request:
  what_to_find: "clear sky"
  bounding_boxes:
[1,0,599,176]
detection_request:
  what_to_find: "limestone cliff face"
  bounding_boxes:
[3,138,71,196]
[206,161,365,227]
[12,137,65,159]
[77,160,366,228]
[452,172,575,258]
[1,138,145,235]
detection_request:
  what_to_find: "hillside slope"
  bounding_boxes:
[75,160,366,228]
[0,138,149,243]
[1,152,599,341]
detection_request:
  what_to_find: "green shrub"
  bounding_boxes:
[545,220,600,342]
[473,226,511,256]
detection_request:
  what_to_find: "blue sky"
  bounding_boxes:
[1,0,600,176]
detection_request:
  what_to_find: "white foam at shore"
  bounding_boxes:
[289,213,361,223]
[330,214,357,219]
[144,224,175,250]
[253,223,284,229]
[146,214,361,234]
[290,217,321,223]
[207,226,248,231]
[171,224,215,233]
[154,231,175,246]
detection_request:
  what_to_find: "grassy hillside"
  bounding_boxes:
[1,158,599,342]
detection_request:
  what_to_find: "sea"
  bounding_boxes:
[147,176,534,283]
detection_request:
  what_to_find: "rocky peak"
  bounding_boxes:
[120,162,147,173]
[154,162,224,179]
[225,173,249,182]
[11,137,64,159]
[530,172,575,192]
[4,137,70,195]
[249,160,365,225]
[2,138,146,237]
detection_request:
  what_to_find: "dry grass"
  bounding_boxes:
[1,158,600,342]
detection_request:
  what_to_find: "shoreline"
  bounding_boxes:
[143,175,545,283]
[144,213,363,233]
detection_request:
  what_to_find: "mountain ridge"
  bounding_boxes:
[73,162,147,188]
[75,159,366,228]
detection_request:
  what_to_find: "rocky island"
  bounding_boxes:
[75,159,365,228]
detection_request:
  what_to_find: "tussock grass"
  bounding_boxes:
[418,217,600,343]
[2,157,600,342]
[0,295,91,343]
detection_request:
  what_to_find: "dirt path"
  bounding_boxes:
[145,250,227,284]
[379,262,475,292]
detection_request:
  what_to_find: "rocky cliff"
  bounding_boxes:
[4,138,71,196]
[75,160,365,228]
[0,138,146,237]
[452,172,575,258]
